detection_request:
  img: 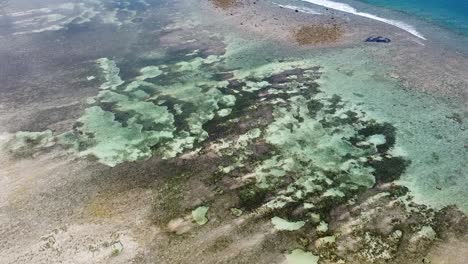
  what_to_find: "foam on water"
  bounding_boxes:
[299,0,426,40]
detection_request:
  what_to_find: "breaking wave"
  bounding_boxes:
[300,0,426,40]
[275,3,322,15]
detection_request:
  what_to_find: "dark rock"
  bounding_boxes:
[358,122,396,153]
[370,156,410,183]
[131,17,144,23]
[365,36,391,43]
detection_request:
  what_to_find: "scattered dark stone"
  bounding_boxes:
[131,17,144,23]
[322,110,361,128]
[388,185,409,197]
[213,72,235,81]
[365,36,391,43]
[238,184,269,210]
[99,102,114,112]
[369,156,410,183]
[329,94,342,105]
[358,122,396,153]
[323,94,342,114]
[159,96,195,132]
[84,132,95,139]
[251,143,273,159]
[433,206,468,239]
[73,121,84,129]
[265,68,304,84]
[113,110,132,127]
[202,84,261,140]
[446,113,462,124]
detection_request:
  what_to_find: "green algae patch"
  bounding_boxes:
[14,52,236,167]
[284,249,319,264]
[7,130,54,157]
[207,63,408,236]
[137,66,163,80]
[230,208,243,217]
[110,241,124,256]
[271,217,305,231]
[96,58,124,90]
[250,92,383,207]
[306,48,467,212]
[217,108,232,117]
[59,105,174,167]
[238,184,269,210]
[316,221,328,233]
[192,206,209,225]
[57,53,239,166]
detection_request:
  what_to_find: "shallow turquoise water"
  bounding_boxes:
[356,0,468,36]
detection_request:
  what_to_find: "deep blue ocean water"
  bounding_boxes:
[357,0,468,36]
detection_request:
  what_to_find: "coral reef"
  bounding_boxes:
[3,8,466,262]
[58,53,235,166]
[6,130,54,157]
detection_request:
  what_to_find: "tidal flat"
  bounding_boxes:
[0,0,467,263]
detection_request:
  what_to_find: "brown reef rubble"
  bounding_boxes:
[210,0,239,10]
[294,24,344,45]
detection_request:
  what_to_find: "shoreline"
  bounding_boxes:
[298,0,426,40]
[197,0,468,102]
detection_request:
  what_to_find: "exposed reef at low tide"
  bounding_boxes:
[1,1,467,263]
[4,38,463,263]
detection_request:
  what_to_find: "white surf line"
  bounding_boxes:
[275,3,322,15]
[299,0,426,40]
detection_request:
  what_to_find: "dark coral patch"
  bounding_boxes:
[370,156,410,183]
[358,122,396,153]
